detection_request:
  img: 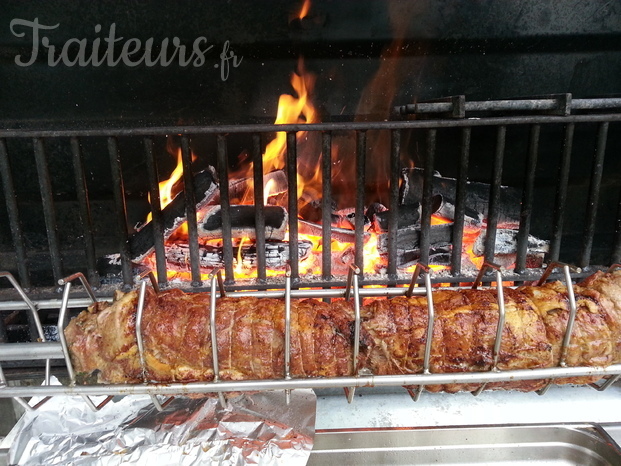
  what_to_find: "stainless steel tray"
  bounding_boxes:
[308,424,621,465]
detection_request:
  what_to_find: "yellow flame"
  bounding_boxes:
[265,178,276,205]
[146,147,196,224]
[235,238,247,274]
[262,60,317,176]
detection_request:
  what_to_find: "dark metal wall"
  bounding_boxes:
[0,0,619,127]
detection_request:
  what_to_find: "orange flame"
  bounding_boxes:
[262,59,317,176]
[363,232,382,275]
[298,0,311,19]
[142,52,503,284]
[146,147,196,224]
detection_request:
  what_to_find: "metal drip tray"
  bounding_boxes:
[309,424,621,465]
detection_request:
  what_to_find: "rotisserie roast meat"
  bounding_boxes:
[64,270,621,392]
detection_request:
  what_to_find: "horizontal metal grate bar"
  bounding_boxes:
[0,113,620,138]
[1,365,620,398]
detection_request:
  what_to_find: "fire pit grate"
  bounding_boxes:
[0,96,621,298]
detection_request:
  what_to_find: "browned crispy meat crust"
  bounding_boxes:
[65,271,621,392]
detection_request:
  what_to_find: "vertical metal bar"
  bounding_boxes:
[70,137,99,287]
[57,282,77,382]
[537,264,578,395]
[33,137,63,284]
[0,139,30,287]
[57,278,114,411]
[613,186,621,264]
[143,137,168,286]
[451,127,471,275]
[579,122,608,269]
[559,266,578,366]
[216,135,235,284]
[491,271,506,369]
[0,316,7,343]
[387,129,401,279]
[209,271,227,407]
[408,270,435,402]
[284,269,292,404]
[472,268,505,396]
[354,131,367,274]
[483,126,506,264]
[321,131,333,281]
[286,132,299,280]
[135,278,173,412]
[549,123,575,262]
[108,137,132,288]
[180,136,202,286]
[515,125,540,273]
[344,264,361,403]
[135,280,148,381]
[252,133,267,282]
[419,129,436,265]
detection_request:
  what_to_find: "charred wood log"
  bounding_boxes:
[400,168,521,223]
[165,240,313,270]
[298,219,370,243]
[197,205,287,240]
[399,245,453,268]
[473,228,550,257]
[377,223,453,254]
[331,207,372,231]
[129,168,218,261]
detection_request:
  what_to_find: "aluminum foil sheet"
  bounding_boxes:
[8,386,316,465]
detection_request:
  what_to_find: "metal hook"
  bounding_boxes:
[535,261,579,287]
[589,374,621,392]
[209,269,227,407]
[209,267,226,298]
[537,264,578,396]
[407,270,435,402]
[284,266,292,405]
[134,279,173,411]
[406,262,429,298]
[0,271,51,390]
[57,276,114,411]
[344,264,362,403]
[472,261,502,290]
[58,272,98,304]
[138,269,160,294]
[472,264,506,396]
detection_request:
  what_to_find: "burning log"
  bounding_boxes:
[371,196,442,232]
[400,245,453,268]
[400,168,521,224]
[198,205,288,241]
[129,168,218,261]
[331,207,372,231]
[224,169,288,204]
[164,240,313,271]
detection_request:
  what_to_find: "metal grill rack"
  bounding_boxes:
[0,95,621,296]
[1,262,620,413]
